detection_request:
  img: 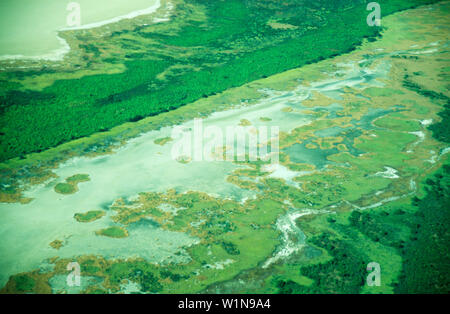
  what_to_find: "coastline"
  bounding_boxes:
[0,0,164,62]
[60,0,161,31]
[0,35,71,62]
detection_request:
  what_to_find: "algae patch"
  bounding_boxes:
[54,174,90,195]
[74,210,106,223]
[95,226,129,238]
[49,240,64,250]
[154,137,173,146]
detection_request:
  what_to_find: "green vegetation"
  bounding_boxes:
[274,165,449,294]
[101,190,286,293]
[374,116,421,132]
[0,271,51,294]
[402,73,450,143]
[239,119,252,127]
[14,275,35,292]
[395,166,450,293]
[154,137,173,146]
[277,233,367,294]
[74,210,106,223]
[66,174,90,184]
[429,101,450,143]
[106,261,162,293]
[272,44,450,293]
[364,87,405,97]
[95,226,129,238]
[0,2,448,294]
[54,174,90,195]
[54,183,76,195]
[0,0,440,161]
[49,239,64,250]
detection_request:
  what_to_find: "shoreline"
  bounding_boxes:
[60,0,161,31]
[0,35,71,62]
[0,0,163,62]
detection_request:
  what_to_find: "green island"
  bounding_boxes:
[49,240,64,250]
[0,0,448,295]
[54,174,90,195]
[95,226,129,239]
[74,211,106,223]
[154,137,173,146]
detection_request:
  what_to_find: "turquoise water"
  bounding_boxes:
[285,107,395,169]
[50,275,103,294]
[284,143,340,169]
[352,108,395,130]
[0,0,160,59]
[315,126,346,137]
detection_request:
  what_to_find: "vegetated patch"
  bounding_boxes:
[54,183,77,195]
[280,164,450,294]
[395,165,450,293]
[0,271,52,294]
[176,156,192,164]
[374,116,421,132]
[12,275,35,293]
[74,210,106,223]
[363,87,405,97]
[154,137,173,146]
[239,119,252,126]
[66,174,90,184]
[49,239,64,250]
[402,74,450,143]
[95,226,129,238]
[106,261,162,293]
[54,174,90,195]
[277,232,368,294]
[267,22,299,30]
[429,101,450,143]
[281,107,294,113]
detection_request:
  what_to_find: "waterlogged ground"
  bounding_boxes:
[0,3,449,294]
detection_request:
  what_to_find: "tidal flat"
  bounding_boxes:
[0,2,449,294]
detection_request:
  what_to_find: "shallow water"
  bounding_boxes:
[314,126,346,137]
[284,142,340,169]
[0,58,392,287]
[50,274,103,294]
[352,108,394,130]
[0,0,160,59]
[285,106,395,169]
[0,87,310,287]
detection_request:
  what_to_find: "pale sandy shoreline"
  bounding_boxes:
[0,35,71,62]
[60,0,161,31]
[0,0,165,62]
